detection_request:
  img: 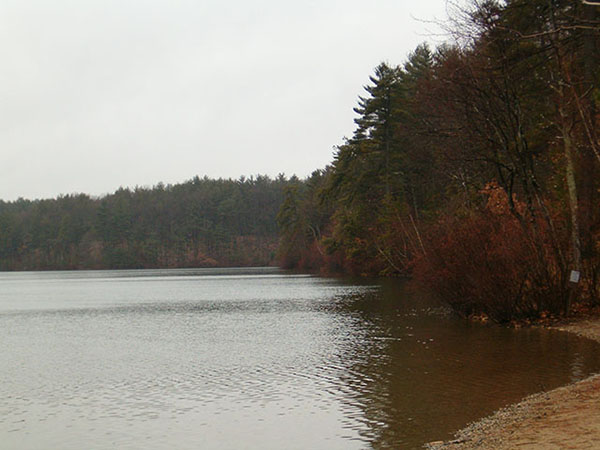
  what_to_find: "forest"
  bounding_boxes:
[0,175,291,270]
[277,0,600,322]
[1,0,598,323]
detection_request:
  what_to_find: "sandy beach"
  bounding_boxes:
[427,319,600,449]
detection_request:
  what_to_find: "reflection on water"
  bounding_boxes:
[0,269,599,449]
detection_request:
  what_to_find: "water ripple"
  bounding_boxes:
[1,269,599,449]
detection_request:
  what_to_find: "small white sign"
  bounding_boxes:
[569,270,581,284]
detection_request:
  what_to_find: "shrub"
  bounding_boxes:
[413,184,566,322]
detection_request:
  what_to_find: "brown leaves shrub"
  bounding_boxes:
[413,184,566,322]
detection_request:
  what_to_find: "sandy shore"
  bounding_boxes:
[427,319,600,449]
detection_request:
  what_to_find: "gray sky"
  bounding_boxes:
[1,0,450,201]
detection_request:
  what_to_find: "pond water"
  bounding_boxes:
[1,268,599,449]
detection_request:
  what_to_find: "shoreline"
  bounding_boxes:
[427,318,600,449]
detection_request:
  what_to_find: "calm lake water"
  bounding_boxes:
[1,268,599,449]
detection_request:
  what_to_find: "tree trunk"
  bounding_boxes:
[561,108,582,315]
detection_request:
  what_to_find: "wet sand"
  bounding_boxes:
[427,319,600,449]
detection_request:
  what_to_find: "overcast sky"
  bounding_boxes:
[1,0,451,201]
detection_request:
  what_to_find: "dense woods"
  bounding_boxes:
[0,175,290,270]
[2,0,598,323]
[277,0,600,322]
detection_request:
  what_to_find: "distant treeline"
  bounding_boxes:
[0,175,292,270]
[277,0,600,322]
[2,0,598,323]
